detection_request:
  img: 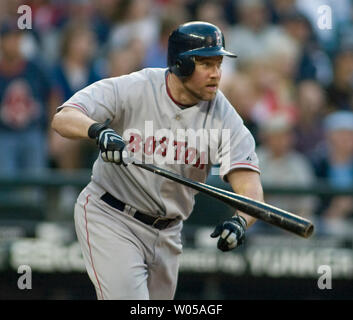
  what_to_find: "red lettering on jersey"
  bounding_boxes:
[127,133,207,170]
[184,147,197,164]
[193,157,200,168]
[193,151,207,169]
[173,140,187,161]
[198,151,207,170]
[155,136,168,157]
[127,133,142,153]
[144,136,156,155]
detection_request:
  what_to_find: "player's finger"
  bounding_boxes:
[113,151,121,163]
[228,241,237,249]
[226,232,236,244]
[210,225,222,238]
[221,229,230,239]
[107,150,114,162]
[101,152,108,162]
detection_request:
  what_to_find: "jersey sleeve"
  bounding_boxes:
[216,96,260,181]
[57,77,122,123]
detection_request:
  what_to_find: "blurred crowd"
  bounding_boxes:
[0,0,353,234]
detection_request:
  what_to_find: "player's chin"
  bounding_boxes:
[202,90,218,101]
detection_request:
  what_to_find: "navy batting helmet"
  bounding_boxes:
[168,21,237,78]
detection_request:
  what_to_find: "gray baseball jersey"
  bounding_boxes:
[60,68,260,220]
[59,68,260,299]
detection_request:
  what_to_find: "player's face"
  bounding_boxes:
[183,56,223,102]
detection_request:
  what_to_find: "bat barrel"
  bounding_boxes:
[238,202,314,238]
[205,185,315,238]
[130,160,315,238]
[203,185,315,238]
[265,208,314,238]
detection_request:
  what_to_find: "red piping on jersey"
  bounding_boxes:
[84,194,104,300]
[231,162,260,170]
[166,73,193,108]
[67,103,88,114]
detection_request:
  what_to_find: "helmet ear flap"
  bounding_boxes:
[171,56,195,78]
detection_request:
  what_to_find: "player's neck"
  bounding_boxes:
[166,72,199,107]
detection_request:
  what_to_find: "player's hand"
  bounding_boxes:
[88,121,126,165]
[97,128,126,165]
[210,215,247,252]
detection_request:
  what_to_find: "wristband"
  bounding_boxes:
[88,119,111,139]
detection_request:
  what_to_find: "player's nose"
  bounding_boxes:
[209,64,222,79]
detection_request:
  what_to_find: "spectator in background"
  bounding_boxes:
[142,0,191,68]
[267,0,297,24]
[49,22,101,214]
[326,48,353,112]
[242,33,299,128]
[310,111,353,234]
[49,22,101,170]
[221,72,259,143]
[338,9,353,54]
[30,0,65,32]
[156,0,193,20]
[193,0,227,29]
[63,0,96,25]
[1,0,40,61]
[108,38,145,77]
[294,80,326,157]
[108,0,159,53]
[142,15,182,68]
[91,0,120,45]
[30,0,75,65]
[280,10,333,85]
[0,21,51,175]
[29,0,97,65]
[256,114,316,224]
[227,0,288,68]
[226,0,300,130]
[296,0,352,55]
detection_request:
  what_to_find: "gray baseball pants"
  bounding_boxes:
[74,182,183,300]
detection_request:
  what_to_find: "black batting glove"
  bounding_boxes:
[210,215,247,252]
[88,120,126,165]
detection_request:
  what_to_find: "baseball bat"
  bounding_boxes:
[126,156,314,238]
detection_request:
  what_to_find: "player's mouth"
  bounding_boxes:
[206,84,218,92]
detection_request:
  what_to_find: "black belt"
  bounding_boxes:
[100,192,176,230]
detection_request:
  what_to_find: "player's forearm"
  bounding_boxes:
[239,185,264,228]
[227,169,264,228]
[51,107,96,139]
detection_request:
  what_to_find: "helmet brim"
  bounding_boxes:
[180,46,237,58]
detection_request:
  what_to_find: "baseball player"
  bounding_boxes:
[52,21,264,300]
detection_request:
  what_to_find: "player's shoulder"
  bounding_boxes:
[98,68,166,97]
[209,89,244,128]
[87,68,166,98]
[213,90,240,116]
[115,67,167,85]
[140,67,168,79]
